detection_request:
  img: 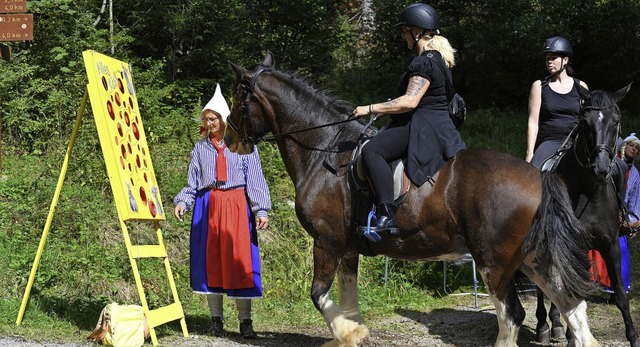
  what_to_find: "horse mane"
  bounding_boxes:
[251,63,358,122]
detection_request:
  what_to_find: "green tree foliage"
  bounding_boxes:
[2,0,640,331]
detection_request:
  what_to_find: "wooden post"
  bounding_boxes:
[0,105,3,172]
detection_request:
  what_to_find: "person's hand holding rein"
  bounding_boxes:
[352,104,378,119]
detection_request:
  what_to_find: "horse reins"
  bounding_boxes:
[227,65,370,144]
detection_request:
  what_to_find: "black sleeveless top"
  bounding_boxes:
[536,79,581,148]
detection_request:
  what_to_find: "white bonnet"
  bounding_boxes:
[199,83,230,122]
[623,133,640,145]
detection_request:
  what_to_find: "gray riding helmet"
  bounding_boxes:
[542,36,573,59]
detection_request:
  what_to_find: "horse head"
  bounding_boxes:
[575,83,631,184]
[224,51,276,155]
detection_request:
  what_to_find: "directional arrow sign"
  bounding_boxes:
[0,13,32,41]
[1,0,27,14]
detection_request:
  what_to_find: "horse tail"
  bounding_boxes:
[523,171,594,298]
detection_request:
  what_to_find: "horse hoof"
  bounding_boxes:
[551,326,565,340]
[536,327,550,344]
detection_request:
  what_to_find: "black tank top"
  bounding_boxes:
[536,79,581,147]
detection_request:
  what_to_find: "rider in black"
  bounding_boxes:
[526,36,588,167]
[353,3,466,233]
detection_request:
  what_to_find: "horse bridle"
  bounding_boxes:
[226,66,273,145]
[226,65,361,145]
[573,104,620,172]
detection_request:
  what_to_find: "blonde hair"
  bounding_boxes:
[620,138,640,159]
[425,35,456,68]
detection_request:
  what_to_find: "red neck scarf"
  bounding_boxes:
[209,133,227,182]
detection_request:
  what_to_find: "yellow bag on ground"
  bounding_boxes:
[88,302,149,347]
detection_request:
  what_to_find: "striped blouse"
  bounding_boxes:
[173,137,271,217]
[626,165,640,223]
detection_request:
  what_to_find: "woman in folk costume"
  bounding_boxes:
[173,84,271,338]
[589,133,640,294]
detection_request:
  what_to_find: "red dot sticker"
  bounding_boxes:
[139,186,147,204]
[101,76,108,91]
[118,78,125,94]
[149,200,157,217]
[107,101,115,120]
[132,122,140,141]
[124,112,130,127]
[115,92,121,107]
[117,122,123,137]
[121,144,127,158]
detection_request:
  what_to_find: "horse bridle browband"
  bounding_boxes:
[227,65,361,144]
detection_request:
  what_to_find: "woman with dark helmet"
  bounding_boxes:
[352,3,466,233]
[525,36,589,167]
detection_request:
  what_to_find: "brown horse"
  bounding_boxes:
[224,52,598,347]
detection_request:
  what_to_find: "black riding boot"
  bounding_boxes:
[371,203,399,234]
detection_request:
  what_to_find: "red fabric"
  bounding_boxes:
[589,249,611,287]
[206,188,253,289]
[210,134,227,182]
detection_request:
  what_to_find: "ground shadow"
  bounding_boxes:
[32,293,107,331]
[396,307,543,347]
[155,314,333,346]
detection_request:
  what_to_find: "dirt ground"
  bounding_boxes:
[1,292,634,346]
[150,292,636,347]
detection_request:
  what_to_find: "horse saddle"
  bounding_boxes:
[349,138,411,204]
[540,136,574,172]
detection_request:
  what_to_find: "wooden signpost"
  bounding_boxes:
[0,0,32,172]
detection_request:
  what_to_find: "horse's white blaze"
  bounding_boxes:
[489,294,519,347]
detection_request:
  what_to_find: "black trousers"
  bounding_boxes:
[361,118,410,205]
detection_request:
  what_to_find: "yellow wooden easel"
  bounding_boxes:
[16,50,189,345]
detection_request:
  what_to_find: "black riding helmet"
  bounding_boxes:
[396,3,440,33]
[542,36,573,59]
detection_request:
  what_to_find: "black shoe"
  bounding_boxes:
[371,203,399,234]
[239,319,257,339]
[209,316,223,337]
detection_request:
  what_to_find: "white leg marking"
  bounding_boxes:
[318,291,369,347]
[489,295,520,347]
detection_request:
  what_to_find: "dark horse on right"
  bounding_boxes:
[534,83,637,347]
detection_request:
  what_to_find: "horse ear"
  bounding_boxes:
[263,51,275,67]
[614,82,633,103]
[228,61,247,82]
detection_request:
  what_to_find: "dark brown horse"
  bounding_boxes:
[534,84,636,347]
[224,52,598,347]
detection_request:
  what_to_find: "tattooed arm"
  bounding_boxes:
[352,75,430,118]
